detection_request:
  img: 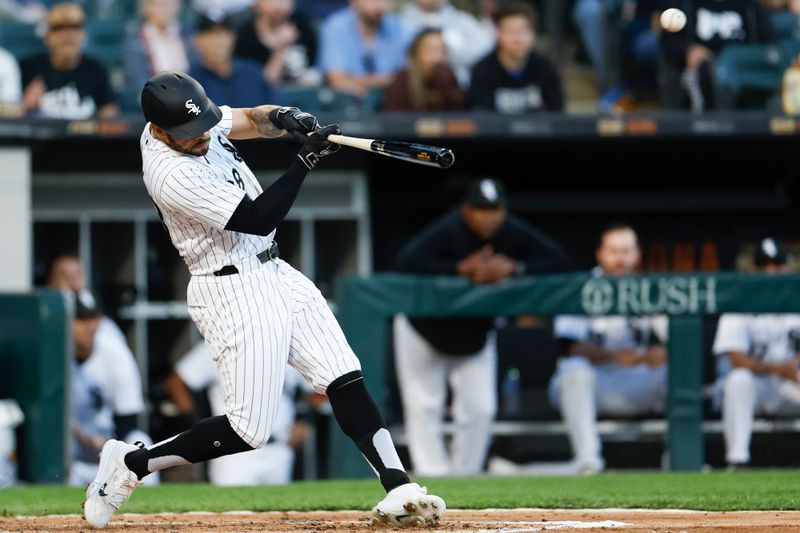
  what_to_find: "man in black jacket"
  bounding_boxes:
[393,177,571,476]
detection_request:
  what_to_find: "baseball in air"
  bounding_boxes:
[660,8,687,32]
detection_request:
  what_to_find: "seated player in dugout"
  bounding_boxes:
[45,255,153,478]
[393,177,572,477]
[68,291,159,487]
[548,223,669,475]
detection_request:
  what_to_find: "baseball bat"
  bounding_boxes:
[326,133,455,169]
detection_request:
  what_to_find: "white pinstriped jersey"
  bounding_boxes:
[141,103,361,448]
[141,105,275,275]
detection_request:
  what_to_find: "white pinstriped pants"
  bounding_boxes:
[187,257,361,448]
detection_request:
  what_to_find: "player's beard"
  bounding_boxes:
[166,132,211,156]
[189,136,211,156]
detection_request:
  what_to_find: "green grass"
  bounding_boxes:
[3,471,800,516]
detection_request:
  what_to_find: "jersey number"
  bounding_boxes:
[228,168,245,190]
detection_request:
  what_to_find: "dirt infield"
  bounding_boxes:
[3,509,800,532]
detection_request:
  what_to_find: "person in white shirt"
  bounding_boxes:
[712,237,800,468]
[66,290,159,487]
[45,255,149,443]
[399,0,494,87]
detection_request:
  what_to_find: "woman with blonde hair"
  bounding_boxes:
[382,27,465,111]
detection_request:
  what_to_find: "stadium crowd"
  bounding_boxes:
[1,0,800,117]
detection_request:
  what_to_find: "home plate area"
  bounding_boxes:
[4,509,800,532]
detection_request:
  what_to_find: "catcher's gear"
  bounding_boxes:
[141,71,222,141]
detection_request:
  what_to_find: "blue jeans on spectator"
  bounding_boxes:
[573,0,609,88]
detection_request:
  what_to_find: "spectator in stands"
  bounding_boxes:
[712,238,800,469]
[190,15,274,108]
[46,255,153,486]
[548,223,668,474]
[393,177,571,477]
[235,0,320,87]
[0,46,21,116]
[659,0,776,111]
[572,0,618,91]
[399,0,494,87]
[124,0,195,90]
[165,342,320,485]
[20,2,118,119]
[468,2,564,113]
[614,1,668,110]
[318,0,409,104]
[67,290,158,487]
[382,28,465,111]
[597,0,670,113]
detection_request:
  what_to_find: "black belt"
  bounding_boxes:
[213,242,280,277]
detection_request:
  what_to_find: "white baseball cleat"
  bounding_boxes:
[370,482,446,527]
[83,439,143,528]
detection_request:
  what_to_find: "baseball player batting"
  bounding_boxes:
[81,71,445,528]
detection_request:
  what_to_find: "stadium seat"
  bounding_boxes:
[85,19,128,68]
[119,86,141,113]
[770,10,800,42]
[779,38,800,68]
[0,22,44,62]
[715,44,784,107]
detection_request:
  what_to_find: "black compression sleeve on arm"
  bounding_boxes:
[225,158,309,236]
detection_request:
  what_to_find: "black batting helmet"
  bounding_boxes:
[141,71,221,140]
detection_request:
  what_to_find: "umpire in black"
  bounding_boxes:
[392,177,571,477]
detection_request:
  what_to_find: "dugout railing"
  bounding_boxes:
[330,272,800,478]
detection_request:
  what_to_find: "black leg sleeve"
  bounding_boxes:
[124,415,253,480]
[327,371,410,492]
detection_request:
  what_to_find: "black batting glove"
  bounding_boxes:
[269,106,320,139]
[297,124,341,170]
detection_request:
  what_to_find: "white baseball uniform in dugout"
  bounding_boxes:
[548,311,669,474]
[713,313,800,464]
